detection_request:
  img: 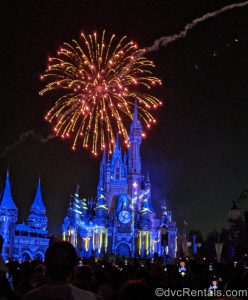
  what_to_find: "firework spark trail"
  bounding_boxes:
[1,130,55,157]
[146,1,248,52]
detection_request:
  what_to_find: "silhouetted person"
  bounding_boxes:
[22,241,96,300]
[73,265,93,291]
[119,280,155,300]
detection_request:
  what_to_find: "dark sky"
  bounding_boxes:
[0,0,248,235]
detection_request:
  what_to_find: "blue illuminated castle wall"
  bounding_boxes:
[62,104,177,258]
[0,105,177,260]
[0,174,49,261]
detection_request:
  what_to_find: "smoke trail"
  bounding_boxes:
[146,1,248,52]
[1,130,55,157]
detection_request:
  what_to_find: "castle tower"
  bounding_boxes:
[66,185,83,248]
[0,171,18,259]
[123,151,128,175]
[128,101,143,202]
[104,135,128,209]
[105,155,111,198]
[97,149,106,198]
[93,188,109,255]
[145,173,151,196]
[137,194,153,257]
[27,179,48,230]
[62,200,72,242]
[71,184,82,224]
[111,136,124,182]
[159,203,177,258]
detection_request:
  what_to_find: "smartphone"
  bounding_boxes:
[209,280,218,290]
[179,261,186,273]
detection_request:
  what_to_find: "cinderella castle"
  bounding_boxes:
[62,104,177,258]
[0,174,49,261]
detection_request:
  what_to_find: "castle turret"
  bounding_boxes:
[145,172,151,192]
[137,194,153,257]
[123,151,128,175]
[27,179,48,230]
[139,195,153,230]
[128,101,142,173]
[159,202,177,258]
[0,171,18,259]
[95,188,109,221]
[105,155,111,196]
[71,184,82,224]
[97,150,106,197]
[62,185,83,248]
[128,101,143,202]
[93,188,109,255]
[111,135,123,182]
[81,198,88,216]
[160,202,172,225]
[103,135,128,209]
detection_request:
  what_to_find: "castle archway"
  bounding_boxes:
[34,252,44,260]
[116,242,131,257]
[21,252,32,262]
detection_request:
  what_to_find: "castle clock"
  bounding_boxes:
[118,210,131,224]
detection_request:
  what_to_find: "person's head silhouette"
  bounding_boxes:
[45,241,77,281]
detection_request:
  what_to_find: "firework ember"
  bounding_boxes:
[40,30,162,155]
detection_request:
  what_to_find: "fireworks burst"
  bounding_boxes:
[39,31,162,155]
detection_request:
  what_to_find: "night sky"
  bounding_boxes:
[1,0,248,235]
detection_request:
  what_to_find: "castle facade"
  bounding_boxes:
[62,104,177,258]
[0,174,49,261]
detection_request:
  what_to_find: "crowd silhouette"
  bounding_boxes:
[0,239,248,300]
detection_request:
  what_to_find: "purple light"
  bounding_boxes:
[133,182,138,188]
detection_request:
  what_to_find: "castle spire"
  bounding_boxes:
[145,172,151,190]
[102,148,106,163]
[111,133,122,170]
[30,178,46,214]
[128,100,142,191]
[115,134,119,150]
[146,172,150,182]
[123,151,127,164]
[95,188,109,225]
[140,194,152,214]
[96,188,108,211]
[75,183,80,196]
[133,99,138,125]
[97,150,106,197]
[130,100,142,132]
[27,178,48,230]
[0,171,18,210]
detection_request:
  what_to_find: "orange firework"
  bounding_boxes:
[39,30,162,155]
